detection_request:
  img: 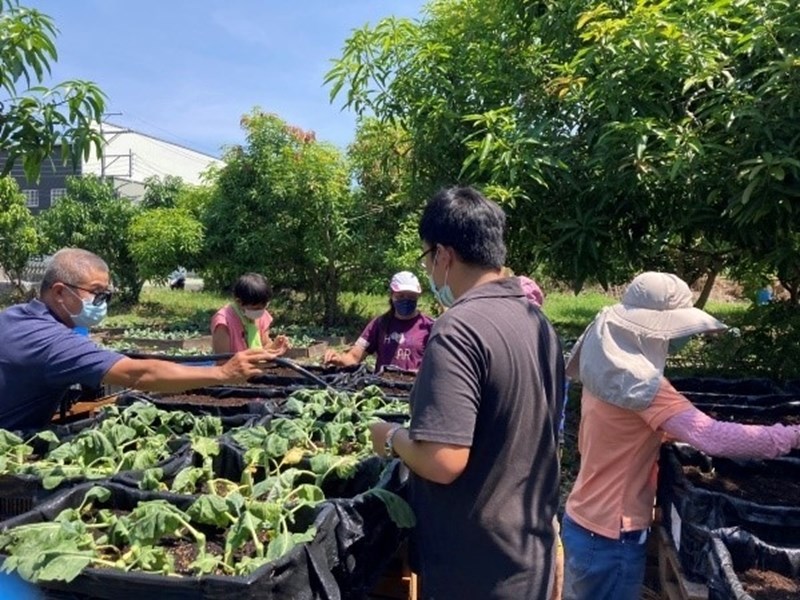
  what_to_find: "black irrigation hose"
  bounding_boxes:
[122,351,233,363]
[121,352,333,389]
[273,357,333,390]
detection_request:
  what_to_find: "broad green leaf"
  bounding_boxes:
[35,552,94,582]
[290,484,325,504]
[364,489,416,528]
[187,495,231,527]
[171,467,205,494]
[191,437,220,460]
[139,468,166,491]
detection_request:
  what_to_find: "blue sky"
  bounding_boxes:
[26,1,426,158]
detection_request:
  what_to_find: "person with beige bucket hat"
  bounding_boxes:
[562,271,800,600]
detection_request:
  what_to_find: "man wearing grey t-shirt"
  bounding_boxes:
[370,186,565,600]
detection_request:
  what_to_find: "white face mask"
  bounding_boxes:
[243,308,265,321]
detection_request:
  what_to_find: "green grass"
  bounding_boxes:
[702,299,751,323]
[541,292,616,341]
[105,287,228,331]
[103,286,751,342]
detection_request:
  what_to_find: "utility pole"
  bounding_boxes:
[99,112,123,179]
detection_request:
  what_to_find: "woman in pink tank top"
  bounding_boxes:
[211,273,289,355]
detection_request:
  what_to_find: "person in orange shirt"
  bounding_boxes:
[562,272,800,600]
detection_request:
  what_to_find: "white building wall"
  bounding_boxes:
[82,123,225,200]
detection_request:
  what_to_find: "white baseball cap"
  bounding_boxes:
[390,271,421,294]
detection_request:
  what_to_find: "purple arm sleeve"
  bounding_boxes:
[661,406,800,459]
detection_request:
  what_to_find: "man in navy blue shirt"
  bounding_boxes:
[0,248,286,431]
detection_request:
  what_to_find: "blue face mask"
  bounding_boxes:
[65,287,108,328]
[393,298,418,318]
[427,250,456,308]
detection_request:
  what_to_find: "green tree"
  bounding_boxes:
[330,0,800,303]
[0,0,106,181]
[327,0,585,283]
[546,0,800,300]
[345,117,423,292]
[128,207,204,284]
[175,182,215,222]
[0,176,39,291]
[37,175,143,303]
[141,175,186,210]
[203,110,354,325]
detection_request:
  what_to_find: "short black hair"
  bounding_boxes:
[233,273,273,305]
[418,186,507,268]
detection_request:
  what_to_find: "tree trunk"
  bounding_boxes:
[778,276,800,305]
[695,269,718,309]
[322,263,340,327]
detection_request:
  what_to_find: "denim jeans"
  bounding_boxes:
[562,514,648,600]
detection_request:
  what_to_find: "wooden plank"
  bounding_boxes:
[51,393,121,423]
[368,541,417,600]
[285,341,328,359]
[657,526,708,600]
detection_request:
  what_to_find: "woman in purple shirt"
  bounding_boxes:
[324,271,434,372]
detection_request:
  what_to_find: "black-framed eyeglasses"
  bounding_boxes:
[417,246,435,269]
[63,283,113,306]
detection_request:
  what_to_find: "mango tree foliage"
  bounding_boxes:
[326,0,596,285]
[344,118,425,292]
[128,208,204,284]
[140,175,186,210]
[202,111,353,325]
[175,182,215,222]
[329,0,800,301]
[37,175,144,303]
[0,0,106,181]
[0,176,39,291]
[548,0,800,299]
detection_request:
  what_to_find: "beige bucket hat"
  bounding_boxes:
[566,272,727,410]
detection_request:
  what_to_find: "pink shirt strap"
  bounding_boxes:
[210,304,273,353]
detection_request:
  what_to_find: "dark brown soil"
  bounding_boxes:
[226,381,288,390]
[162,535,226,574]
[738,567,800,600]
[373,385,410,397]
[156,394,257,407]
[702,410,800,426]
[259,366,306,378]
[128,529,272,576]
[378,371,416,383]
[683,465,800,506]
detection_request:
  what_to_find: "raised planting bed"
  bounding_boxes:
[285,341,328,360]
[683,462,800,507]
[117,389,285,424]
[375,369,417,384]
[157,394,269,409]
[119,335,213,352]
[248,363,359,388]
[700,406,800,427]
[658,444,800,583]
[708,528,800,600]
[0,408,195,519]
[671,377,783,396]
[329,459,412,598]
[278,387,410,425]
[0,482,343,599]
[738,569,800,599]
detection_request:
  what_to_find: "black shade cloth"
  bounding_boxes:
[708,527,800,600]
